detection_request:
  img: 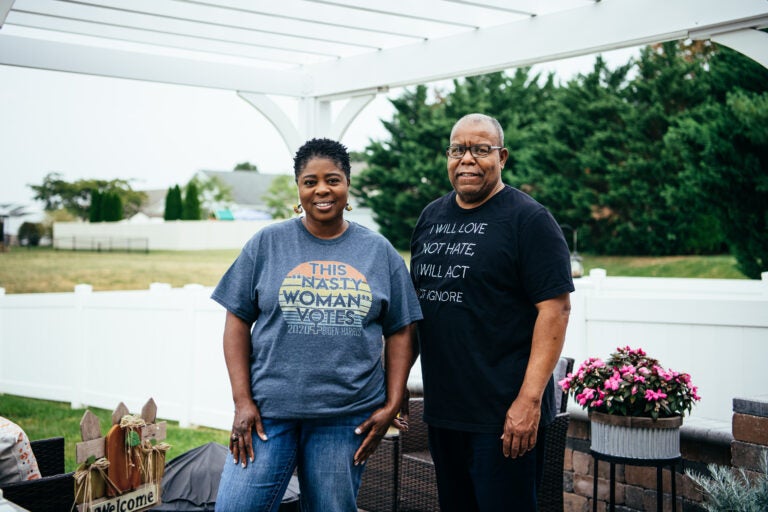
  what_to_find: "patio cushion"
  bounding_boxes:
[0,417,41,485]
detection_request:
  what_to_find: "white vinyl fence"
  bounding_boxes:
[1,272,766,431]
[53,219,278,251]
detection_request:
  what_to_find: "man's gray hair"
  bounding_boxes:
[451,113,504,147]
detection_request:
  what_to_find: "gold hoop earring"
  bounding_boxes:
[345,203,353,212]
[293,204,303,214]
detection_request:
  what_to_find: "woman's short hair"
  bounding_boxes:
[293,138,351,182]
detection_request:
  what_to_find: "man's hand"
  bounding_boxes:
[501,397,540,458]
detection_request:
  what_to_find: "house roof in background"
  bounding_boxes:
[140,188,168,217]
[199,170,284,208]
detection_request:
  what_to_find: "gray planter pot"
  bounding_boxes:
[589,411,682,459]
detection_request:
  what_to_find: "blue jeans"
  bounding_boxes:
[428,424,545,512]
[215,411,370,512]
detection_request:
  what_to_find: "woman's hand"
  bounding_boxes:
[229,400,267,468]
[222,311,265,468]
[352,406,397,465]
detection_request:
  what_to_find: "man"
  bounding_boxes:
[410,113,574,511]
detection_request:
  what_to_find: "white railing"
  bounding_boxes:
[1,271,766,431]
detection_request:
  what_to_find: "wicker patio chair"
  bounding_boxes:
[399,398,438,512]
[553,356,575,415]
[357,433,401,512]
[1,437,76,512]
[537,355,574,512]
[399,356,575,512]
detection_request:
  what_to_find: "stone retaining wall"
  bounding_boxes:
[562,395,768,511]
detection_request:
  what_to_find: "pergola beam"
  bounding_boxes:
[306,0,768,98]
[0,34,308,96]
[1,0,766,158]
[0,0,14,27]
[2,0,766,100]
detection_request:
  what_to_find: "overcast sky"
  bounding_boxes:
[0,48,638,207]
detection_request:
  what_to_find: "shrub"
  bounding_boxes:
[686,454,768,511]
[18,222,44,246]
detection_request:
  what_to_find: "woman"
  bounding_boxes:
[213,138,421,512]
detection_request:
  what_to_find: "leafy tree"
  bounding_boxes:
[30,173,145,221]
[234,161,258,172]
[186,175,233,217]
[182,181,202,220]
[164,185,183,220]
[263,175,297,220]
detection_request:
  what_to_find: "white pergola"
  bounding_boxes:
[1,0,767,155]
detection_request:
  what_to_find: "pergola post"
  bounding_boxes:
[238,92,378,156]
[711,29,768,69]
[331,94,377,142]
[299,97,332,141]
[237,92,303,157]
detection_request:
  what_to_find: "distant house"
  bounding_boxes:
[137,171,277,220]
[195,170,277,220]
[137,189,168,218]
[0,202,45,245]
[138,166,379,232]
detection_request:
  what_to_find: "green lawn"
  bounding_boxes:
[0,248,748,294]
[579,254,746,279]
[0,247,240,294]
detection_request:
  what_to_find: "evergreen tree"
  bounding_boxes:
[600,42,716,255]
[89,190,102,222]
[502,61,630,253]
[182,181,202,220]
[667,89,768,278]
[101,191,123,222]
[353,42,764,267]
[353,85,452,249]
[164,185,183,220]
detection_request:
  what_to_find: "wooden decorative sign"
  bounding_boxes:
[74,398,170,512]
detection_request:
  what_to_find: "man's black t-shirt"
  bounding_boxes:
[410,186,574,433]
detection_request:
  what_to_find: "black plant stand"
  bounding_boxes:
[591,450,681,512]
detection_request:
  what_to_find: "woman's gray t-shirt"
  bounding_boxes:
[212,218,422,419]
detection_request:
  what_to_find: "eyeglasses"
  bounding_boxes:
[446,144,503,159]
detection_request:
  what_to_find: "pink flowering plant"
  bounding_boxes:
[559,346,701,420]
